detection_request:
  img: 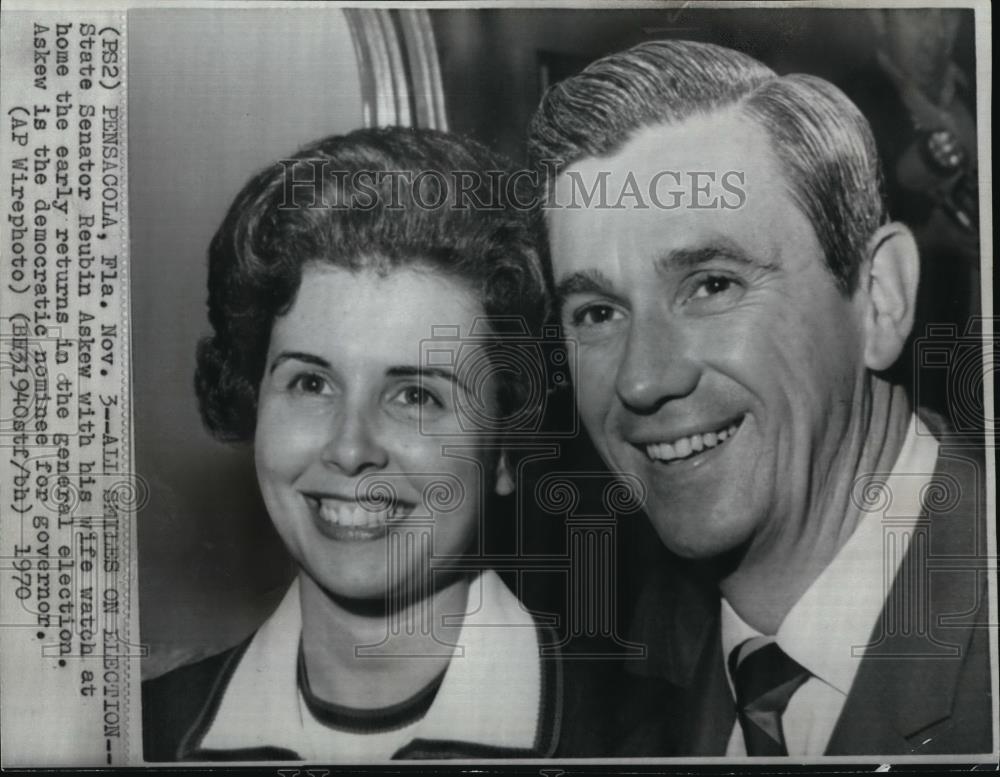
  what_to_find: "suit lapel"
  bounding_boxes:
[685,613,736,755]
[626,414,987,756]
[826,445,985,755]
[623,553,730,755]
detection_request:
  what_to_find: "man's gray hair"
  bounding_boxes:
[528,39,887,293]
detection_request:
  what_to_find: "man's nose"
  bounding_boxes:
[614,316,700,413]
[320,407,389,476]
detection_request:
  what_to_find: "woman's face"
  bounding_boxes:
[254,263,512,601]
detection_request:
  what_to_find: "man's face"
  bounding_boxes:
[547,110,868,561]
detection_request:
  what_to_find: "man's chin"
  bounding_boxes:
[645,506,753,567]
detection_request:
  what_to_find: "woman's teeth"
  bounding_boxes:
[317,500,396,528]
[645,421,740,463]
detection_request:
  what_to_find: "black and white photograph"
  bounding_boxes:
[0,1,995,770]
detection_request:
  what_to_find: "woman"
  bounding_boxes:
[141,127,679,761]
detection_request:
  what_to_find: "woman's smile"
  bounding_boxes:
[254,265,511,599]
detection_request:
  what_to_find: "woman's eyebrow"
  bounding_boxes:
[387,366,472,395]
[269,351,330,374]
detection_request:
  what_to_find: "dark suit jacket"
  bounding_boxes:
[142,622,684,761]
[628,440,994,756]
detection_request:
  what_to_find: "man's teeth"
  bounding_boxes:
[645,423,740,462]
[317,500,396,528]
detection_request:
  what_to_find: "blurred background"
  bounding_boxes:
[132,6,982,678]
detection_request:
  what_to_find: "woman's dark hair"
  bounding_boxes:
[195,127,547,441]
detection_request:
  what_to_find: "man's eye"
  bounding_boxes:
[392,385,443,409]
[288,372,330,395]
[571,304,621,327]
[692,275,734,298]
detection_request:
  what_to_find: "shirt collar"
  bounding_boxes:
[196,575,305,754]
[195,569,542,758]
[722,415,940,695]
[414,570,542,749]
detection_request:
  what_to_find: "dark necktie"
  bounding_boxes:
[729,637,811,756]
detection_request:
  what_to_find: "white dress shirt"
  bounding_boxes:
[196,569,543,761]
[722,415,940,756]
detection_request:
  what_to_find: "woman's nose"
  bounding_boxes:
[319,409,389,476]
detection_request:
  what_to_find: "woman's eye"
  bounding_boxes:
[288,372,330,395]
[393,385,443,409]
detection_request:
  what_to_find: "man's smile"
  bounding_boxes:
[629,415,746,464]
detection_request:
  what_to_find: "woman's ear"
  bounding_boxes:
[494,451,515,497]
[860,222,920,372]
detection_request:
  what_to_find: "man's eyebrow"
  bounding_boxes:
[269,351,330,374]
[386,366,472,395]
[655,243,781,274]
[553,269,623,309]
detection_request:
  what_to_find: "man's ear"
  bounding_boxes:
[860,222,920,371]
[494,451,515,497]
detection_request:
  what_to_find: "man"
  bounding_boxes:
[528,39,992,756]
